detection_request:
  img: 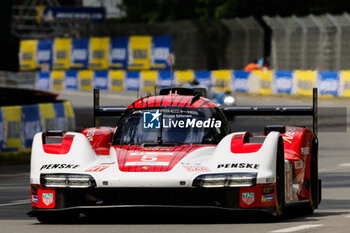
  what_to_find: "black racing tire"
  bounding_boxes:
[303,138,318,215]
[274,136,285,218]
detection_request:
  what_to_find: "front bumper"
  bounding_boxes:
[29,185,277,216]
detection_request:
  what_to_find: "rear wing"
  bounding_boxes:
[93,89,126,127]
[221,88,318,137]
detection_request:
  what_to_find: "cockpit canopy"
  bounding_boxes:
[112,106,230,146]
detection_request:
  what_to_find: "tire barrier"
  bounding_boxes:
[37,69,347,97]
[0,101,75,153]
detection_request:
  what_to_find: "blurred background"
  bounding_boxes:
[0,0,350,156]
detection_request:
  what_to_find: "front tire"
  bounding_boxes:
[274,137,285,218]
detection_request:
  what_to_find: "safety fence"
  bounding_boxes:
[19,35,172,71]
[0,101,75,154]
[37,69,349,97]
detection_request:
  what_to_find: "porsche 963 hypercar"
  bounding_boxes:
[28,88,321,222]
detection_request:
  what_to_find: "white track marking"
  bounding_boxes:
[0,199,31,207]
[338,163,350,167]
[270,224,323,232]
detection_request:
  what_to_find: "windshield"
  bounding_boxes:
[112,107,230,146]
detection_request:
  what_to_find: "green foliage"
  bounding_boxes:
[119,0,350,22]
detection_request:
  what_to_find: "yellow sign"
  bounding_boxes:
[2,106,22,152]
[51,71,64,90]
[63,101,75,130]
[252,70,273,95]
[212,70,232,92]
[79,70,93,91]
[89,37,109,70]
[128,36,152,70]
[52,38,71,70]
[39,103,56,131]
[110,70,125,91]
[175,70,194,85]
[294,70,316,96]
[19,40,38,71]
[340,71,350,97]
[141,71,157,92]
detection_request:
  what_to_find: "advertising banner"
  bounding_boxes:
[124,71,140,90]
[64,70,79,90]
[71,38,89,69]
[110,70,125,91]
[93,70,109,90]
[36,39,53,70]
[53,102,66,130]
[128,36,152,70]
[175,70,194,85]
[52,38,71,70]
[194,71,212,88]
[2,106,22,152]
[63,101,75,130]
[36,72,51,90]
[39,103,56,131]
[89,37,109,70]
[0,109,6,151]
[233,70,249,93]
[340,71,350,97]
[150,35,171,69]
[51,70,64,90]
[273,70,293,94]
[79,70,94,91]
[294,70,316,96]
[141,71,157,92]
[21,105,42,149]
[211,70,232,92]
[19,40,38,71]
[157,71,173,88]
[317,71,339,97]
[109,37,128,69]
[251,70,273,95]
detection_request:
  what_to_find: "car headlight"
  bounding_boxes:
[223,95,235,105]
[192,173,257,188]
[40,174,96,188]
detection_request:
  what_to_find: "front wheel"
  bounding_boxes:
[274,137,285,218]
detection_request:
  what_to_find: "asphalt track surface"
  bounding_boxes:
[1,90,350,233]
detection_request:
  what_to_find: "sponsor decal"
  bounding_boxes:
[143,110,161,129]
[217,163,260,169]
[85,163,114,172]
[183,165,210,172]
[124,161,169,166]
[32,195,38,203]
[283,132,295,144]
[163,118,221,128]
[301,147,309,155]
[42,193,53,206]
[262,194,274,202]
[85,129,96,141]
[130,152,174,156]
[40,164,80,170]
[294,160,304,169]
[242,192,255,205]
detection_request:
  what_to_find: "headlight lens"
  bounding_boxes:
[40,174,96,188]
[223,95,235,105]
[193,173,257,188]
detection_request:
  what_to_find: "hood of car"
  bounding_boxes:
[113,145,212,172]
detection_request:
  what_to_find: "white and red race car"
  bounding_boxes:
[28,88,321,223]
